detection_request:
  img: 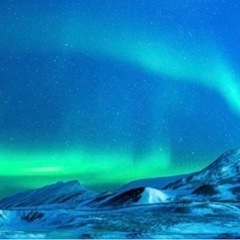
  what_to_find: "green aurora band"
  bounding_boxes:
[0,147,206,194]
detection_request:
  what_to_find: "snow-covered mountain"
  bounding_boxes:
[0,182,171,209]
[87,187,170,208]
[1,149,240,238]
[1,148,240,209]
[116,174,188,193]
[164,148,240,201]
[0,180,97,209]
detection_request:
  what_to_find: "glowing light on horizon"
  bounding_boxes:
[0,147,172,177]
[0,147,209,191]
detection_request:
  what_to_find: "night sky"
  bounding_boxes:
[1,0,240,197]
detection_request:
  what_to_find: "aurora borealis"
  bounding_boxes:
[1,0,240,197]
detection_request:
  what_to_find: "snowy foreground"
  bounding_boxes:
[1,148,240,239]
[1,202,240,239]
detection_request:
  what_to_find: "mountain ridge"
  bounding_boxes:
[0,180,97,209]
[165,148,240,190]
[1,148,240,208]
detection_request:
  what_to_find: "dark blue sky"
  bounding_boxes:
[0,0,240,196]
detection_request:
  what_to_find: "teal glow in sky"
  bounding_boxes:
[1,0,240,197]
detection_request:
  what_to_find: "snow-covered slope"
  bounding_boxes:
[0,180,97,209]
[137,187,170,204]
[87,187,170,208]
[1,201,240,239]
[164,148,240,201]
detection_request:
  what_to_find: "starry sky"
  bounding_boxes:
[1,0,240,197]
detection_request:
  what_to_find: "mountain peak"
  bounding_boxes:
[0,180,96,209]
[207,148,240,171]
[165,148,240,190]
